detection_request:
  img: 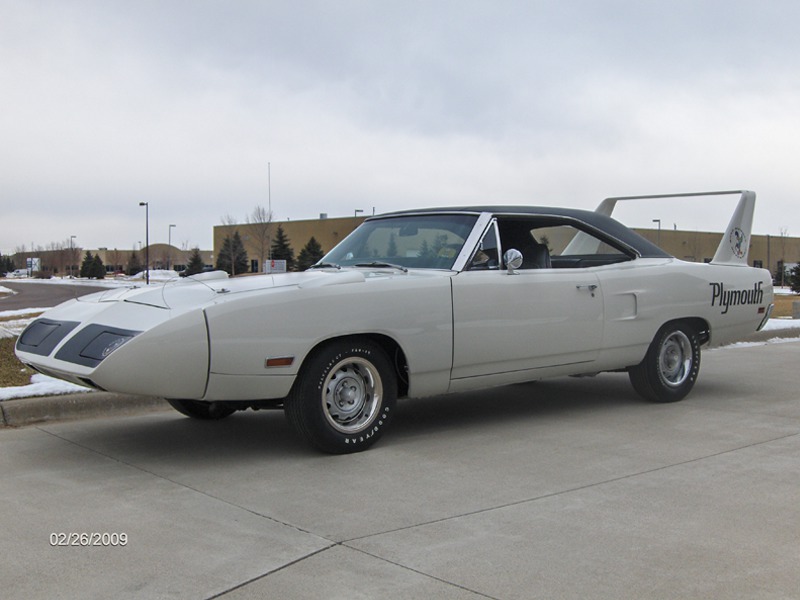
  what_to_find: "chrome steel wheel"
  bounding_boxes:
[285,340,397,453]
[629,321,701,403]
[322,356,383,434]
[658,330,693,388]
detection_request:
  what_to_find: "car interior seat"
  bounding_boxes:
[521,242,551,269]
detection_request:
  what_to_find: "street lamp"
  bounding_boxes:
[139,202,150,285]
[652,218,661,247]
[69,235,76,278]
[168,224,176,270]
[354,209,364,218]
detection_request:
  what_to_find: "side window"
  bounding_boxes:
[469,222,500,270]
[495,219,552,269]
[494,217,633,269]
[536,224,631,268]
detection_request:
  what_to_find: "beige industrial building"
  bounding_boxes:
[214,215,366,273]
[8,215,799,281]
[215,215,800,278]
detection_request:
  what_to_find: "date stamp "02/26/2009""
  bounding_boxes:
[50,533,128,547]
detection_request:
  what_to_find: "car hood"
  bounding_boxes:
[74,268,447,311]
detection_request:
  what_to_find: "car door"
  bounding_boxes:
[450,219,604,382]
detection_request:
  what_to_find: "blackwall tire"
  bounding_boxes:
[166,399,236,420]
[285,340,397,454]
[628,321,701,403]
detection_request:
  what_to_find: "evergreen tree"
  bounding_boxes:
[185,247,205,276]
[790,263,800,294]
[91,254,106,279]
[216,231,249,275]
[418,239,431,259]
[216,236,233,274]
[231,231,249,275]
[270,225,295,270]
[296,236,325,271]
[0,254,14,274]
[79,251,94,278]
[127,250,142,277]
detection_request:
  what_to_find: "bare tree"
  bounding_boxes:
[46,240,69,276]
[780,228,789,287]
[107,248,123,274]
[246,205,273,271]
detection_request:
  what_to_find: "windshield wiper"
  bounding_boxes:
[307,262,341,270]
[354,262,409,273]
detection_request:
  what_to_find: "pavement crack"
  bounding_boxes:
[344,545,501,600]
[205,545,336,600]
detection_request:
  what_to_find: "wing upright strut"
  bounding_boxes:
[573,190,756,265]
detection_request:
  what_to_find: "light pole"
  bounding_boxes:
[652,218,661,247]
[354,209,364,218]
[168,224,176,270]
[69,235,76,278]
[139,202,150,285]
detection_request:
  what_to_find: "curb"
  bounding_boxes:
[1,392,170,428]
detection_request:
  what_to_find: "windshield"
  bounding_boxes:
[321,214,478,270]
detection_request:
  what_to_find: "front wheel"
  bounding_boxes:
[285,340,397,454]
[629,321,701,403]
[166,399,236,420]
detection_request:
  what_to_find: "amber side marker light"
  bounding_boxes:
[265,356,295,368]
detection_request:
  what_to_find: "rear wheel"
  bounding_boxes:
[629,321,701,403]
[166,399,236,420]
[285,340,397,454]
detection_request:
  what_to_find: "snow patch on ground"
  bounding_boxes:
[1,270,180,289]
[126,269,180,282]
[0,374,90,401]
[0,308,49,339]
[761,318,800,331]
[721,336,800,349]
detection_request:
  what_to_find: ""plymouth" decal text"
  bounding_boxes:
[710,281,764,314]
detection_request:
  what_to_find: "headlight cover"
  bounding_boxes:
[16,319,80,356]
[55,325,141,368]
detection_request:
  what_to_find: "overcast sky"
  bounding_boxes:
[2,0,799,255]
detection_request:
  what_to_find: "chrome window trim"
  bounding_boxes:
[452,212,495,272]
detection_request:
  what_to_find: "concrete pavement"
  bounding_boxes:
[1,340,799,599]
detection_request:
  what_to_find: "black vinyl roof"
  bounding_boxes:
[374,205,671,258]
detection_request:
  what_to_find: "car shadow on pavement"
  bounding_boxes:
[392,373,641,438]
[40,373,644,461]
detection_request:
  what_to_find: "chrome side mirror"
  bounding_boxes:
[503,248,523,274]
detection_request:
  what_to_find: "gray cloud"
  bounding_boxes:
[2,0,799,254]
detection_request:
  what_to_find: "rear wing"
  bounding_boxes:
[593,190,756,266]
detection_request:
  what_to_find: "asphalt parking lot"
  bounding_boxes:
[1,340,799,599]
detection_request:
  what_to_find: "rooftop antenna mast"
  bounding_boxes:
[268,162,272,262]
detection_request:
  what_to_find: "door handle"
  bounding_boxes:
[576,284,598,297]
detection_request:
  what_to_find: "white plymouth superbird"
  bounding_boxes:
[17,191,774,453]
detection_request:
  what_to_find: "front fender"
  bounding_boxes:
[92,309,210,398]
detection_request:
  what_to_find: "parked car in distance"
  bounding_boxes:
[16,190,774,453]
